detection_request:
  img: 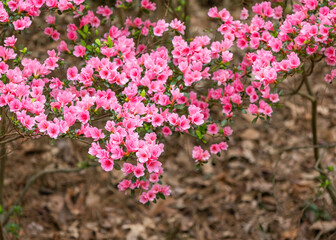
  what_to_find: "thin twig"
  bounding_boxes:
[314,148,327,175]
[288,76,305,96]
[297,91,316,102]
[74,138,92,146]
[0,136,23,145]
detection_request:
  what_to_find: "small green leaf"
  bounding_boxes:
[83,24,89,33]
[78,29,86,39]
[140,89,146,97]
[95,39,101,46]
[114,162,121,170]
[196,130,203,139]
[252,117,258,124]
[13,205,22,216]
[157,192,166,200]
[81,39,86,47]
[107,36,113,47]
[327,166,334,171]
[174,105,184,109]
[221,119,227,126]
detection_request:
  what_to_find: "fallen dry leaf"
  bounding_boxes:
[281,228,298,240]
[122,223,146,240]
[310,220,336,234]
[240,128,260,140]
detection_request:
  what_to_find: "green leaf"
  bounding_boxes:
[174,105,184,109]
[114,162,121,170]
[81,39,86,47]
[95,38,101,46]
[13,205,22,216]
[221,119,227,126]
[131,176,137,183]
[78,29,86,39]
[196,130,203,139]
[83,24,89,33]
[252,117,258,124]
[20,47,27,54]
[157,192,166,200]
[107,36,113,47]
[140,89,146,97]
[327,166,334,171]
[6,223,21,238]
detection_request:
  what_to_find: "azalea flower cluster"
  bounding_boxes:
[0,0,335,204]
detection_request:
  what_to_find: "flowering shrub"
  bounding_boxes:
[0,0,335,205]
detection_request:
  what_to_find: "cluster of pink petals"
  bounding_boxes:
[0,2,9,22]
[141,0,156,11]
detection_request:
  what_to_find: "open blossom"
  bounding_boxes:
[240,8,249,20]
[207,123,218,134]
[153,20,169,36]
[4,36,17,47]
[13,17,32,30]
[73,45,86,57]
[192,146,210,162]
[67,66,78,81]
[0,8,9,22]
[136,147,150,163]
[170,18,185,35]
[288,52,300,69]
[47,123,59,139]
[162,126,172,137]
[223,126,233,136]
[58,41,70,52]
[97,5,113,17]
[100,158,114,171]
[141,0,156,11]
[46,15,56,24]
[210,144,221,154]
[208,7,218,18]
[133,164,145,178]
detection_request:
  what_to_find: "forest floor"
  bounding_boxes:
[2,1,336,239]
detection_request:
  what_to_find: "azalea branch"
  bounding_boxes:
[0,108,7,212]
[0,136,23,145]
[304,70,336,205]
